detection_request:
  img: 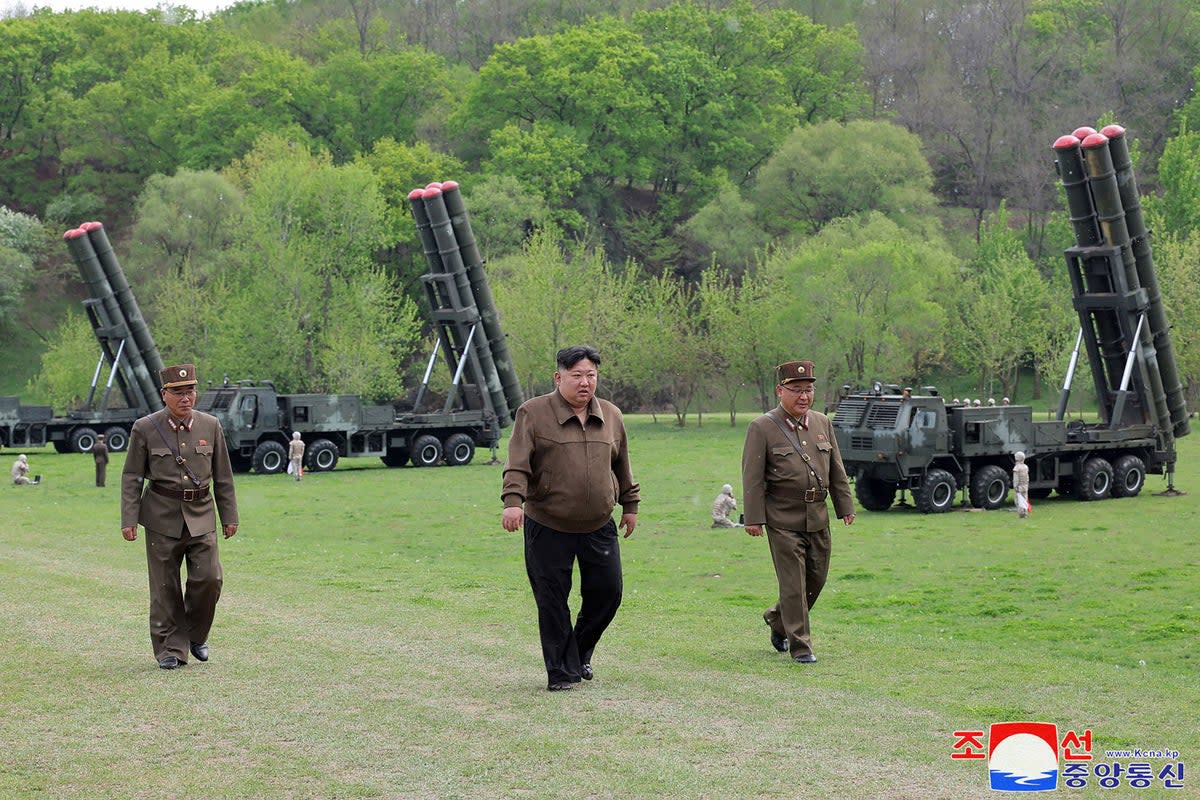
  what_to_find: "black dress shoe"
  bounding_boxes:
[792,653,817,664]
[766,620,789,652]
[190,642,209,662]
[547,682,575,692]
[581,663,593,681]
[158,656,181,670]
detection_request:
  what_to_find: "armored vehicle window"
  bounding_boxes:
[238,395,257,429]
[294,406,309,422]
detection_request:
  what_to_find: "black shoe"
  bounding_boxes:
[766,620,789,652]
[791,653,817,664]
[190,642,209,662]
[158,656,181,670]
[581,664,593,681]
[547,682,575,691]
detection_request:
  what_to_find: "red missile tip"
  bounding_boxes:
[407,189,425,200]
[80,221,102,231]
[441,180,458,191]
[1073,127,1097,139]
[1053,135,1080,150]
[422,187,442,198]
[1100,124,1125,139]
[1081,132,1109,149]
[63,228,85,239]
[425,182,443,190]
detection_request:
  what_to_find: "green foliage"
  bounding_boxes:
[23,310,99,408]
[1150,230,1200,406]
[126,169,244,306]
[1151,129,1200,239]
[753,119,937,239]
[680,179,771,276]
[0,206,45,330]
[763,212,957,391]
[459,174,549,262]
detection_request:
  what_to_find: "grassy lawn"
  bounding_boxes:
[2,415,1196,799]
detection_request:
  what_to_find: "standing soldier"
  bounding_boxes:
[93,433,109,487]
[1012,451,1031,518]
[288,431,305,481]
[742,360,855,664]
[121,363,239,670]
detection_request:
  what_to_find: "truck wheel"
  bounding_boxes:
[53,440,72,453]
[103,426,129,452]
[1111,455,1146,498]
[917,469,957,513]
[252,440,288,474]
[306,439,339,472]
[443,433,475,466]
[380,448,410,468]
[411,434,443,467]
[855,477,896,511]
[70,427,99,453]
[1074,457,1113,501]
[969,465,1009,510]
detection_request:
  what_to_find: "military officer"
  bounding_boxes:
[741,360,854,664]
[121,363,239,670]
[93,433,109,487]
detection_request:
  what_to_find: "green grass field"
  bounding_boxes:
[2,416,1196,799]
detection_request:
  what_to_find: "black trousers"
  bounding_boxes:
[524,517,623,685]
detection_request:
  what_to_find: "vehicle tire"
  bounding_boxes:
[103,426,129,452]
[252,440,288,474]
[855,476,896,512]
[411,434,443,467]
[70,427,99,453]
[969,464,1009,510]
[380,448,410,468]
[1073,457,1113,501]
[443,433,475,467]
[916,469,958,514]
[306,438,339,472]
[53,440,72,454]
[1111,454,1146,498]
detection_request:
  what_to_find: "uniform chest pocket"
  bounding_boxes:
[149,447,174,460]
[817,441,832,453]
[769,446,802,479]
[195,445,214,457]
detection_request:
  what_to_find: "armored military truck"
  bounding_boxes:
[195,180,524,474]
[833,125,1188,513]
[833,385,1172,513]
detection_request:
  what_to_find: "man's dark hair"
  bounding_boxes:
[556,345,601,370]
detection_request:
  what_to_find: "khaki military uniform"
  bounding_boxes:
[93,439,109,487]
[288,437,306,481]
[122,408,238,664]
[742,406,854,657]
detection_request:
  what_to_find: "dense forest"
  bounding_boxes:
[3,0,1200,422]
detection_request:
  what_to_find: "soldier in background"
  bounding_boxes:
[288,431,305,481]
[711,483,739,527]
[93,433,109,487]
[1013,452,1031,518]
[11,453,39,485]
[122,363,239,670]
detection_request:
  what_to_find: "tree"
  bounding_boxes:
[750,119,938,240]
[0,205,43,330]
[763,212,957,394]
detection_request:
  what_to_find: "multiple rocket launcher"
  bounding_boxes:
[61,222,165,417]
[1052,125,1189,447]
[407,181,525,426]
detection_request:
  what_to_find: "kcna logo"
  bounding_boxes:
[987,722,1061,791]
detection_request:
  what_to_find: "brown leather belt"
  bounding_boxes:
[803,487,828,502]
[151,483,210,502]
